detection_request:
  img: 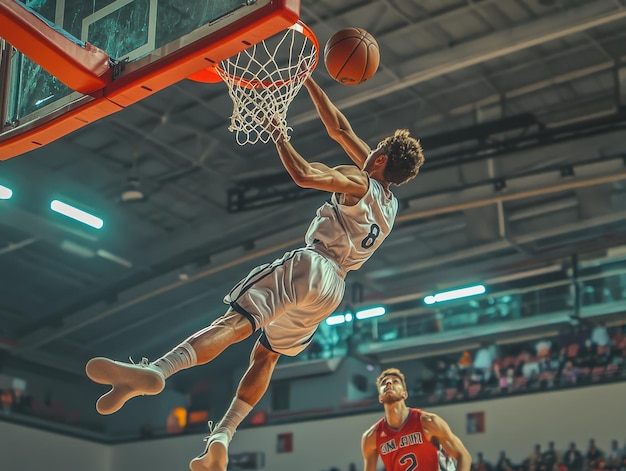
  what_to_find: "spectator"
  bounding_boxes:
[535,453,548,471]
[447,362,463,393]
[587,439,604,471]
[458,351,473,389]
[542,441,560,471]
[473,343,497,384]
[606,441,622,471]
[525,445,543,471]
[10,378,33,415]
[435,360,448,390]
[535,339,552,358]
[578,340,596,368]
[475,452,493,471]
[612,328,625,354]
[553,349,568,372]
[0,388,14,414]
[495,451,513,471]
[538,356,553,373]
[499,368,515,393]
[591,322,611,348]
[560,361,580,386]
[563,443,584,471]
[459,351,473,369]
[518,348,540,381]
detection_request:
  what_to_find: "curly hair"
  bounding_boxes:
[379,129,424,185]
[376,367,407,391]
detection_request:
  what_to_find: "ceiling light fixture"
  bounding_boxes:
[50,199,104,229]
[424,284,486,305]
[355,306,386,320]
[0,184,13,200]
[325,314,347,326]
[120,176,145,203]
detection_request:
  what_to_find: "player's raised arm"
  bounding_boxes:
[273,133,369,198]
[423,412,472,471]
[303,76,371,168]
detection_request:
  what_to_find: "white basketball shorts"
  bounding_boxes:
[224,247,346,356]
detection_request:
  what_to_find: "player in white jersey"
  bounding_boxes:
[85,76,424,471]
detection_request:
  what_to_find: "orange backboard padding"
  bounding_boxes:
[0,0,112,94]
[106,2,300,107]
[0,92,123,159]
[0,0,300,161]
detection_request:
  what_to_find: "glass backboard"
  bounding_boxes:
[0,0,300,160]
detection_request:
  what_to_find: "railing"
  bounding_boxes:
[293,265,626,362]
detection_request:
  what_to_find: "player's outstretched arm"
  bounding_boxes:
[272,132,369,198]
[303,76,371,168]
[422,412,472,471]
[361,424,379,471]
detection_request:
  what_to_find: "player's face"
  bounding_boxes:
[378,375,407,404]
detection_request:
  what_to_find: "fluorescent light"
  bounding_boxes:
[326,314,346,326]
[50,199,103,229]
[356,306,386,320]
[60,239,95,258]
[424,284,486,305]
[0,185,13,200]
[96,249,133,268]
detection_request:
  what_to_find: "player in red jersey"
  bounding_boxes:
[362,368,472,471]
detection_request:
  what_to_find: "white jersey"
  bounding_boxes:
[305,173,398,272]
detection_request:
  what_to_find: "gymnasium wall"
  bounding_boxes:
[3,381,619,471]
[214,381,626,471]
[0,420,110,471]
[0,365,190,436]
[0,382,626,471]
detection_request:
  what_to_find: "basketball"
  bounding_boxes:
[324,27,380,85]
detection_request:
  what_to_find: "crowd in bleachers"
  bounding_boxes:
[473,439,626,471]
[423,322,626,403]
[1,322,625,436]
[0,379,87,429]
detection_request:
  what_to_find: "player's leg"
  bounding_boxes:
[86,309,254,415]
[189,338,280,471]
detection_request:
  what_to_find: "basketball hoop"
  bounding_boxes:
[214,21,319,146]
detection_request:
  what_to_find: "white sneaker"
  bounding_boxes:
[189,422,230,471]
[85,357,165,415]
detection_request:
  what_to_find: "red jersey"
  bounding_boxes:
[375,408,440,471]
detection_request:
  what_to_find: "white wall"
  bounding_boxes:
[229,382,626,471]
[0,420,110,471]
[113,382,626,471]
[2,382,625,471]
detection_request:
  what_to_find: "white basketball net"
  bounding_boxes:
[215,22,318,146]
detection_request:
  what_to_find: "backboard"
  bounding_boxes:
[0,0,300,160]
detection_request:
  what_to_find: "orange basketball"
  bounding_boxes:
[324,27,380,85]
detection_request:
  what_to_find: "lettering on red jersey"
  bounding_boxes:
[375,409,440,471]
[380,433,424,454]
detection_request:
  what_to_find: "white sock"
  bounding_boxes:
[152,342,198,379]
[215,397,253,441]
